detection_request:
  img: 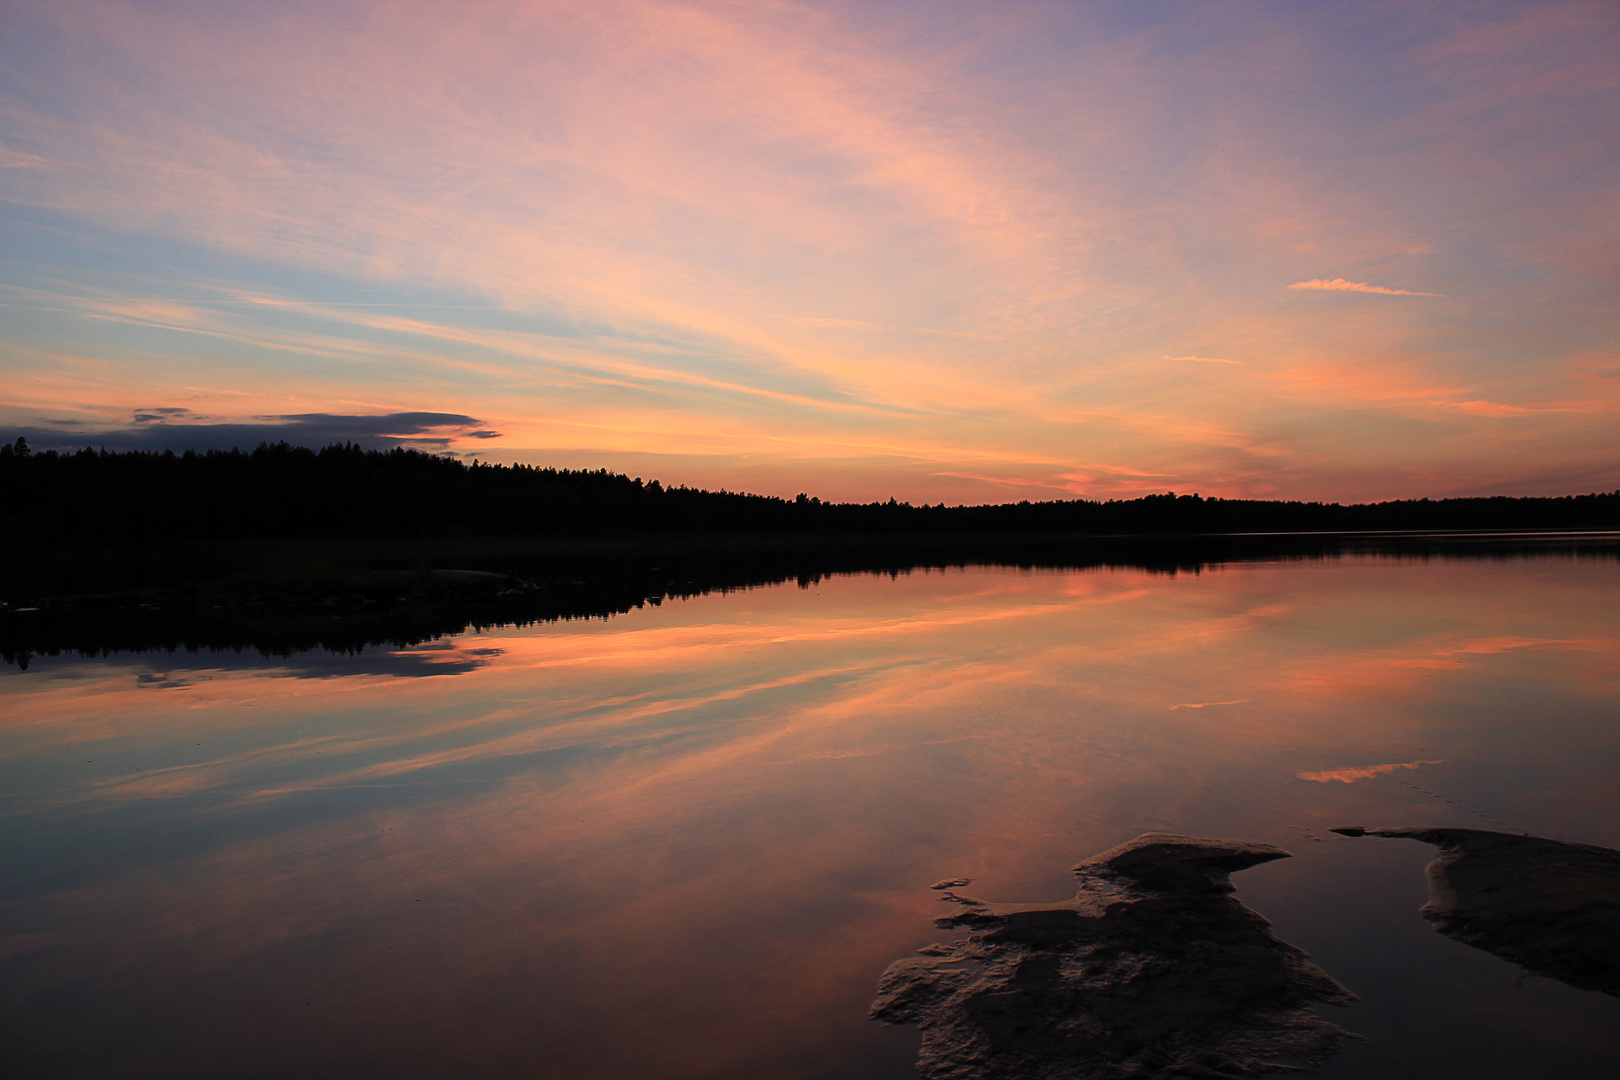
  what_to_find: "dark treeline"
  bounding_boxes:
[4,437,1619,541]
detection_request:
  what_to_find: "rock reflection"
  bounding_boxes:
[1333,827,1620,996]
[871,834,1357,1079]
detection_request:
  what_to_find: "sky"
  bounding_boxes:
[1,0,1616,505]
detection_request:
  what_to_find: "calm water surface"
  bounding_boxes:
[3,555,1619,1078]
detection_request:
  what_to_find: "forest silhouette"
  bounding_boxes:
[5,437,1618,541]
[5,436,1618,668]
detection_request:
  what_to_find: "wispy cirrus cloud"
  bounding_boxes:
[1287,278,1442,297]
[1,2,1616,502]
[0,143,49,168]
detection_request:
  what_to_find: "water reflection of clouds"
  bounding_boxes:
[1279,633,1618,702]
[4,561,1620,1076]
[13,563,1620,819]
[1298,760,1447,784]
[13,641,505,688]
[133,641,504,682]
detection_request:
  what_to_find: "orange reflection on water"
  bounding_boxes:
[3,558,1619,1078]
[1298,761,1447,784]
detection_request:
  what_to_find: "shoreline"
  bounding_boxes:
[5,529,1617,669]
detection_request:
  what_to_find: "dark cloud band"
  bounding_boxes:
[22,411,498,453]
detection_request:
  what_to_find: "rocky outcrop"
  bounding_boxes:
[872,834,1357,1079]
[1332,826,1620,996]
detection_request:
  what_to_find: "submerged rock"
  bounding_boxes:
[1332,826,1620,996]
[871,834,1357,1079]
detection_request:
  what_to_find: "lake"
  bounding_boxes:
[3,549,1618,1078]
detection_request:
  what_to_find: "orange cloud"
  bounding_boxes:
[1440,400,1565,417]
[1287,278,1442,296]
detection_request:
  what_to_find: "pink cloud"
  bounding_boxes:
[1440,400,1563,417]
[1287,278,1442,296]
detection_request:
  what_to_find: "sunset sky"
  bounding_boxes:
[2,0,1616,504]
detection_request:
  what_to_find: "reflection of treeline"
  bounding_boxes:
[8,529,1616,670]
[0,537,1203,668]
[4,437,1619,541]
